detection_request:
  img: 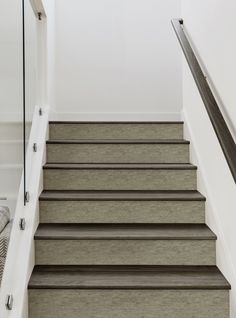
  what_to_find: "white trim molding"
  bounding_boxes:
[0,106,49,318]
[29,0,46,17]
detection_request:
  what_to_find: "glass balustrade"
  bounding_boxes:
[0,0,38,284]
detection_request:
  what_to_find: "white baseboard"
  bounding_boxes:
[49,111,181,122]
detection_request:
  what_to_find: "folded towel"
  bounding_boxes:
[0,207,10,233]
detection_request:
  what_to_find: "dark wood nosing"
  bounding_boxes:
[28,265,230,290]
[39,190,206,201]
[34,223,217,241]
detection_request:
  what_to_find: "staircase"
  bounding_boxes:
[28,121,230,318]
[0,122,25,213]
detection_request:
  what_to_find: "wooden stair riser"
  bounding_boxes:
[47,143,189,164]
[35,239,215,266]
[44,168,197,191]
[49,123,184,140]
[39,200,205,224]
[29,289,229,318]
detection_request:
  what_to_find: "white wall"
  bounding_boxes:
[41,0,55,110]
[182,1,236,316]
[52,0,182,120]
[182,0,236,137]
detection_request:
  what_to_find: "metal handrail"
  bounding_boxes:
[172,19,236,183]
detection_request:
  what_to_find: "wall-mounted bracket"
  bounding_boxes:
[25,191,30,203]
[19,218,26,231]
[33,143,38,152]
[5,295,13,310]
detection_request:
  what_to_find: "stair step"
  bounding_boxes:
[49,121,184,140]
[29,265,230,290]
[28,266,230,318]
[34,224,216,266]
[39,190,205,224]
[43,163,197,191]
[35,224,215,240]
[46,139,189,163]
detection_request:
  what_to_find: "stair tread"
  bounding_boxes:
[28,265,230,290]
[43,163,197,170]
[39,190,205,201]
[35,224,216,240]
[47,139,189,144]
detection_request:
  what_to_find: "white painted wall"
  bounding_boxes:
[41,0,55,110]
[181,1,236,316]
[25,1,38,124]
[52,0,182,120]
[182,0,236,138]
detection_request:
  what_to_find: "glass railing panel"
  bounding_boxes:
[0,0,24,286]
[0,0,23,215]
